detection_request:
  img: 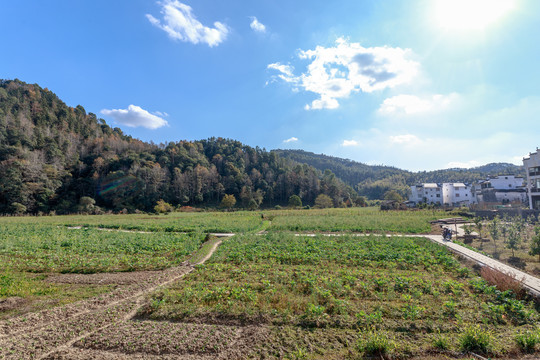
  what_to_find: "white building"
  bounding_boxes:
[442,183,476,206]
[476,175,526,204]
[523,149,540,210]
[410,183,442,204]
[410,182,476,206]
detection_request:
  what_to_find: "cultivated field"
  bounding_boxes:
[267,207,446,233]
[1,208,539,359]
[144,233,539,358]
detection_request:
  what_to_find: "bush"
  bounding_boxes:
[480,266,526,299]
[432,331,450,350]
[154,199,173,213]
[514,330,539,353]
[459,325,492,353]
[314,194,333,209]
[357,330,394,357]
[220,194,236,210]
[288,195,302,208]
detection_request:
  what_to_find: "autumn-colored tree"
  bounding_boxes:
[220,194,236,210]
[154,199,173,213]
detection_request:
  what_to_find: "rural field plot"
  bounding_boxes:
[268,207,447,233]
[0,211,265,233]
[0,223,204,319]
[142,233,540,359]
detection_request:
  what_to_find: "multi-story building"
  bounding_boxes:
[476,175,526,204]
[523,148,540,210]
[410,183,476,206]
[410,183,442,204]
[442,183,476,206]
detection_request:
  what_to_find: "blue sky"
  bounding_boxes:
[1,0,539,171]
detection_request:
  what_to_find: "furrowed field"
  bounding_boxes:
[0,223,205,318]
[1,207,539,358]
[143,233,540,358]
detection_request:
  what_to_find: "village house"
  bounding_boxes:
[410,183,476,206]
[476,175,526,204]
[523,148,540,210]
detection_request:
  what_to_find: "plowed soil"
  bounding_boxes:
[0,240,256,360]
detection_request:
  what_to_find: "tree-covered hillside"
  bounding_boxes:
[0,80,357,214]
[275,149,525,200]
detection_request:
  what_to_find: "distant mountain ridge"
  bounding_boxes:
[274,149,525,199]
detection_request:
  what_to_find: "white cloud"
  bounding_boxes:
[379,93,459,115]
[153,111,169,117]
[283,137,298,143]
[146,0,229,47]
[445,160,482,169]
[101,105,169,129]
[389,134,421,145]
[268,38,419,110]
[342,139,359,147]
[250,17,266,33]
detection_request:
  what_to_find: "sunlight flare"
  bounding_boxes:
[433,0,516,30]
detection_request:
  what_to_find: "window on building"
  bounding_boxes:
[436,194,440,197]
[456,194,460,197]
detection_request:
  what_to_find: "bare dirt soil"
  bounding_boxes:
[0,239,246,360]
[46,270,166,286]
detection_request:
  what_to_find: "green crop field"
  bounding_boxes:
[268,207,447,233]
[0,224,204,274]
[0,210,266,233]
[2,208,539,358]
[144,233,539,358]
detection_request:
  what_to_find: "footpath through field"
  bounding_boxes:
[421,234,540,296]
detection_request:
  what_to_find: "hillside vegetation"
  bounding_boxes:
[0,79,523,214]
[0,80,356,214]
[275,149,525,199]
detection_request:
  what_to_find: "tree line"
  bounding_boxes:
[0,80,359,214]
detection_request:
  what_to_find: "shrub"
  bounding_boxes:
[432,331,450,350]
[480,266,526,299]
[154,199,173,213]
[514,330,539,353]
[357,330,394,357]
[459,325,492,353]
[288,195,302,208]
[220,194,236,210]
[314,194,333,209]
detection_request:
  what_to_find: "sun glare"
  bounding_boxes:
[433,0,516,31]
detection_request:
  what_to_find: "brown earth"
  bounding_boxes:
[46,270,165,285]
[0,239,234,360]
[0,298,26,313]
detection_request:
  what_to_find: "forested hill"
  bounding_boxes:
[0,79,357,214]
[274,149,525,200]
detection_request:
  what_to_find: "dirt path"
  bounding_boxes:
[0,237,226,360]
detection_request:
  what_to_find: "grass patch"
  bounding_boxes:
[0,210,265,233]
[0,224,204,273]
[268,207,447,233]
